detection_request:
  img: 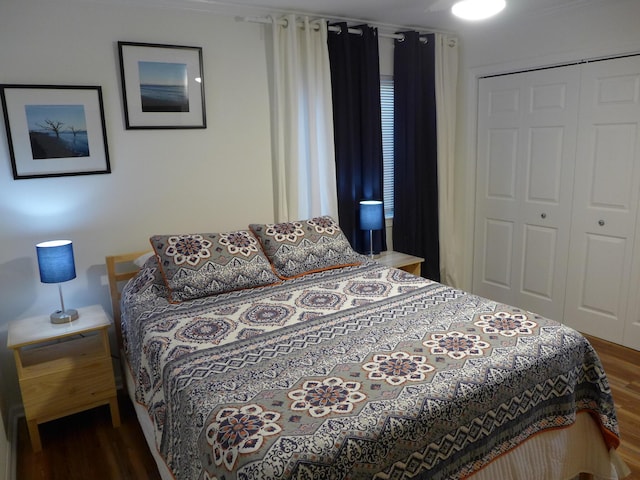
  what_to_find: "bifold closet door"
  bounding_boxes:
[473,66,580,321]
[563,56,640,349]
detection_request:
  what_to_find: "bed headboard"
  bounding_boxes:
[106,251,149,347]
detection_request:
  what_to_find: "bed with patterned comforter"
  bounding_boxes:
[120,255,621,480]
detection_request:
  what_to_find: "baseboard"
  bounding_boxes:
[6,405,24,480]
[0,430,8,480]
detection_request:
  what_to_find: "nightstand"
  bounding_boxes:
[7,304,120,452]
[376,250,425,276]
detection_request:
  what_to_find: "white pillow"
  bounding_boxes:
[133,251,155,268]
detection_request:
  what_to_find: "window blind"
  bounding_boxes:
[380,76,394,218]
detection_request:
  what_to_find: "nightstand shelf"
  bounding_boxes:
[7,304,120,452]
[376,250,425,276]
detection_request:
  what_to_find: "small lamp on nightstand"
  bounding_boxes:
[359,200,384,258]
[36,240,79,324]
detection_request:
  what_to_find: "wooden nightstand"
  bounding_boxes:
[376,250,425,276]
[7,304,120,452]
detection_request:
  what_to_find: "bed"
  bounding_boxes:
[106,217,630,480]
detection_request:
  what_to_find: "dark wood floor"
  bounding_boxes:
[15,336,640,479]
[16,392,161,480]
[585,335,640,478]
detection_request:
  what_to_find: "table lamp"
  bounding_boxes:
[36,240,79,323]
[360,200,384,258]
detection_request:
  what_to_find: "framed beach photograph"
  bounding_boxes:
[0,84,111,180]
[118,41,206,129]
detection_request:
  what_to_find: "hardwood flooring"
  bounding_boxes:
[585,335,640,479]
[15,336,640,480]
[15,391,161,480]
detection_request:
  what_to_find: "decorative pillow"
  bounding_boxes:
[149,230,280,303]
[249,216,363,279]
[121,254,169,314]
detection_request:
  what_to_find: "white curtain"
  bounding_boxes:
[270,15,338,222]
[435,34,459,287]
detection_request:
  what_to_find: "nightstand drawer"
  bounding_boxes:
[21,359,115,421]
[19,335,106,375]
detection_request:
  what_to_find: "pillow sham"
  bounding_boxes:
[150,230,280,303]
[249,216,362,279]
[121,254,169,312]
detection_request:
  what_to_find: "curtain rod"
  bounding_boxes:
[241,15,442,40]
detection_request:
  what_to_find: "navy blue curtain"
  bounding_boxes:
[327,23,387,255]
[393,32,440,280]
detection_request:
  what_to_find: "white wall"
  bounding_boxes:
[0,0,275,442]
[453,0,640,291]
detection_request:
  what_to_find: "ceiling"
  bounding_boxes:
[117,0,610,33]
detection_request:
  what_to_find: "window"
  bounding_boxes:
[380,76,394,218]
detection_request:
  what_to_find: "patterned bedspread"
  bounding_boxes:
[121,259,620,480]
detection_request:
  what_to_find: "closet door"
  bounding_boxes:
[473,66,580,320]
[563,56,640,347]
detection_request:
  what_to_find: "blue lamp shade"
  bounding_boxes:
[360,200,384,231]
[36,240,76,284]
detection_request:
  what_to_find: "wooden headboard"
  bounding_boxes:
[106,250,149,347]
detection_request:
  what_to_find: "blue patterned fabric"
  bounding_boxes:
[250,216,364,279]
[149,231,280,303]
[121,262,620,480]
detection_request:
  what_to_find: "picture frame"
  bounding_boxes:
[0,84,111,180]
[118,41,206,129]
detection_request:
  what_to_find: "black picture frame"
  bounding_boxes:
[0,84,111,180]
[118,41,206,129]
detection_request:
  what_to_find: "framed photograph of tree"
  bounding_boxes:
[0,84,111,179]
[118,41,206,129]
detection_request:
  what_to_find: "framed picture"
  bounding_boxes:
[0,84,111,180]
[118,41,206,129]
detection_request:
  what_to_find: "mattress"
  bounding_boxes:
[120,257,627,480]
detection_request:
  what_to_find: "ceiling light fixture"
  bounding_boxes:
[451,0,506,20]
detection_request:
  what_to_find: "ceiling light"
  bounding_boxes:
[451,0,506,20]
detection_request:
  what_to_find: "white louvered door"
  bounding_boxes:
[473,66,580,321]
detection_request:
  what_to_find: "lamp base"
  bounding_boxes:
[50,309,79,324]
[369,229,375,259]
